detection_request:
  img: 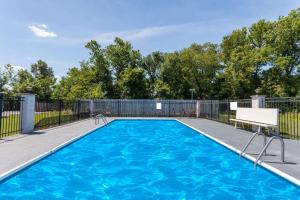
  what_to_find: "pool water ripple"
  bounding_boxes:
[0,120,299,199]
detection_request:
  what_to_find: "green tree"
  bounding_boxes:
[106,37,142,97]
[248,20,273,90]
[52,62,104,100]
[85,40,114,98]
[31,60,56,99]
[116,67,149,99]
[159,52,190,99]
[221,28,264,99]
[261,8,300,96]
[12,69,34,94]
[0,64,20,94]
[13,60,56,99]
[180,43,221,99]
[142,51,164,98]
[0,66,8,92]
[106,37,142,79]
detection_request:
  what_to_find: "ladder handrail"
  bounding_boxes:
[239,131,259,157]
[95,114,108,124]
[254,135,285,168]
[239,126,268,158]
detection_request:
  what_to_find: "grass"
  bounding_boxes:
[0,114,21,137]
[0,110,84,137]
[34,110,82,129]
[217,112,300,139]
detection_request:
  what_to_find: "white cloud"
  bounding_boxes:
[39,24,48,29]
[28,24,57,38]
[92,23,189,44]
[58,22,209,45]
[85,19,241,44]
[59,18,256,46]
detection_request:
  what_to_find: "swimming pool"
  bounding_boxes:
[0,119,299,199]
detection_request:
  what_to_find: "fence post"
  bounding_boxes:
[196,100,200,118]
[58,100,62,125]
[20,93,35,134]
[77,100,81,120]
[227,100,230,124]
[168,100,171,117]
[0,93,3,132]
[89,100,94,117]
[142,100,145,117]
[251,95,266,131]
[118,99,120,117]
[210,100,213,119]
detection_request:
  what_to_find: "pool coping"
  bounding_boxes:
[0,118,299,188]
[175,119,300,187]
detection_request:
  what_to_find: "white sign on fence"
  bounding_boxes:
[230,102,238,110]
[156,102,162,110]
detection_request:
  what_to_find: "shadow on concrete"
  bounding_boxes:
[248,153,277,157]
[0,131,47,144]
[262,161,297,165]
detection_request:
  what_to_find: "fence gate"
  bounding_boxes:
[0,94,23,137]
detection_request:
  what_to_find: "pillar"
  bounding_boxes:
[251,95,265,108]
[196,101,200,118]
[89,100,94,117]
[21,93,35,134]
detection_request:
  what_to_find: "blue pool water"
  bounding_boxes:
[0,120,299,199]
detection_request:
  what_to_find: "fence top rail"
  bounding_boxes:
[265,97,300,101]
[36,99,90,103]
[199,99,251,103]
[265,97,300,99]
[92,99,197,102]
[0,96,24,101]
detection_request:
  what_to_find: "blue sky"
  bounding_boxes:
[0,0,299,77]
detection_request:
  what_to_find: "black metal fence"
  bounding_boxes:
[197,98,300,139]
[34,99,91,129]
[265,97,300,139]
[93,99,197,117]
[1,95,299,140]
[197,99,252,124]
[0,94,23,137]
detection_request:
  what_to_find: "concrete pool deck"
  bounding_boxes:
[0,117,299,186]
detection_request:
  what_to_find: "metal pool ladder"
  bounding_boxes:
[254,135,285,168]
[239,127,285,169]
[95,114,108,125]
[239,126,268,158]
